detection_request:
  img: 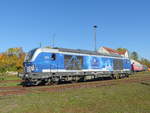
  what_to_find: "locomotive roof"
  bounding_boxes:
[53,47,123,58]
[29,47,125,62]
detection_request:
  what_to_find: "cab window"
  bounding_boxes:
[25,48,37,62]
[51,53,56,61]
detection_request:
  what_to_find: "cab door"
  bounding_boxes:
[50,53,58,70]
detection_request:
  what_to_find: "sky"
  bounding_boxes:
[0,0,150,59]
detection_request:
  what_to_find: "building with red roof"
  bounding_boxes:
[98,46,129,58]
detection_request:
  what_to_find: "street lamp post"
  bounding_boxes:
[93,25,98,51]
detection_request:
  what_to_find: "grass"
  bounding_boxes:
[0,74,20,81]
[0,72,150,113]
[0,82,20,87]
[0,74,21,87]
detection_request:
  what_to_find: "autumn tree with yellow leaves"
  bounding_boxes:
[0,48,25,73]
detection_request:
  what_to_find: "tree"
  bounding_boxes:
[0,48,25,73]
[116,48,127,53]
[16,53,26,72]
[44,46,52,49]
[140,58,150,68]
[130,51,139,61]
[6,47,23,57]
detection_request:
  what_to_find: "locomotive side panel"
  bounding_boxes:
[84,56,113,71]
[123,59,131,71]
[33,52,64,72]
[113,59,123,70]
[100,57,113,71]
[64,55,83,70]
[33,52,52,72]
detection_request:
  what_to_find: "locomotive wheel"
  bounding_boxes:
[123,73,129,78]
[51,81,60,85]
[114,74,120,79]
[45,78,52,85]
[111,74,116,79]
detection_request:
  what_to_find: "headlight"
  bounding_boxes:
[31,65,35,71]
[26,65,35,72]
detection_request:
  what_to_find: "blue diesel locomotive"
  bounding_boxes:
[19,47,131,86]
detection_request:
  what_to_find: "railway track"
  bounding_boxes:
[0,75,150,96]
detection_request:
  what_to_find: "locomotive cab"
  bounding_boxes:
[24,48,37,73]
[18,48,59,80]
[18,48,37,79]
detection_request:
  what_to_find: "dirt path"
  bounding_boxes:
[0,75,150,96]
